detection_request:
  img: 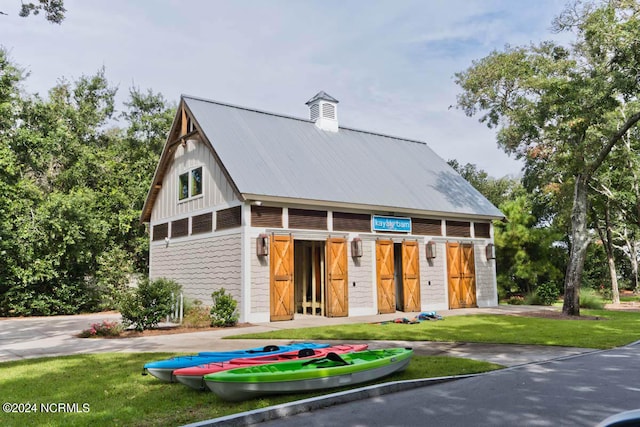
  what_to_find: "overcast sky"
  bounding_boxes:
[2,0,571,178]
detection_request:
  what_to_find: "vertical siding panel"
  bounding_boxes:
[150,139,238,222]
[420,241,447,311]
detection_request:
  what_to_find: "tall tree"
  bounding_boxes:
[455,0,640,315]
[0,48,175,315]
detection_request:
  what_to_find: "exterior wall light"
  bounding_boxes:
[486,243,496,260]
[425,241,437,259]
[256,234,269,257]
[351,237,363,258]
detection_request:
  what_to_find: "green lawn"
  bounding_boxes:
[4,309,640,426]
[0,353,500,427]
[230,310,640,349]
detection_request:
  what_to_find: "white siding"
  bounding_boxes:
[348,238,374,311]
[419,240,448,311]
[250,235,270,318]
[151,138,238,222]
[149,233,242,305]
[474,241,498,307]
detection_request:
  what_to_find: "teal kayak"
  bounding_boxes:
[204,347,413,401]
[143,342,329,382]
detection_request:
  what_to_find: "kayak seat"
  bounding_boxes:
[301,352,350,367]
[297,348,317,358]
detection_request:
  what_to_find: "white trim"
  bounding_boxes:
[177,165,204,203]
[370,240,378,315]
[240,203,251,323]
[240,194,504,221]
[442,241,449,309]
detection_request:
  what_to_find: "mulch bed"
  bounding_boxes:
[507,311,604,321]
[78,323,254,339]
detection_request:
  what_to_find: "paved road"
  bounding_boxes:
[250,341,640,427]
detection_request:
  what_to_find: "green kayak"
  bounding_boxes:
[204,347,413,401]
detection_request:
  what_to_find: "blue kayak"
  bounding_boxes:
[143,343,329,382]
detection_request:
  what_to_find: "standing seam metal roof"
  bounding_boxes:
[183,95,503,219]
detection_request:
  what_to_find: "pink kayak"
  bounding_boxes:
[174,343,368,390]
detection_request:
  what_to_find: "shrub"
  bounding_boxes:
[182,299,211,328]
[79,320,123,338]
[523,292,541,305]
[535,282,560,306]
[580,288,605,310]
[210,288,239,327]
[119,278,182,332]
[506,295,525,305]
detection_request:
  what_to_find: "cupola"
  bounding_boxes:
[305,91,339,132]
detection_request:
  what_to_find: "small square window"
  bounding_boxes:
[191,167,202,197]
[178,172,189,201]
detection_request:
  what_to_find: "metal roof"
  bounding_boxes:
[182,95,504,219]
[305,91,339,105]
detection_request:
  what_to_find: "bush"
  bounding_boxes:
[523,292,541,305]
[535,282,560,306]
[506,295,525,305]
[79,320,123,338]
[210,288,238,327]
[182,299,211,328]
[579,288,605,310]
[119,278,182,332]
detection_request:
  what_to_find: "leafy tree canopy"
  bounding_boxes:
[18,0,65,23]
[455,0,640,315]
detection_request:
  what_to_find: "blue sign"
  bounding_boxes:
[372,215,412,233]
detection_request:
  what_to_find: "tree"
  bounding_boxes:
[494,193,564,298]
[18,0,65,23]
[447,159,519,207]
[455,0,640,315]
[0,48,175,315]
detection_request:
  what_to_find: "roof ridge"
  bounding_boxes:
[182,94,428,146]
[182,94,312,124]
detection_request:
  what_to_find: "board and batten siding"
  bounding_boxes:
[150,138,238,222]
[420,240,448,311]
[150,233,242,305]
[347,239,374,315]
[474,241,498,307]
[250,235,271,320]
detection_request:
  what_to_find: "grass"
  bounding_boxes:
[230,310,640,349]
[0,353,500,427]
[4,309,640,426]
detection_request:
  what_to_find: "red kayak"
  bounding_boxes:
[174,344,368,390]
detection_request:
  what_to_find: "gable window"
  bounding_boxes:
[178,166,203,201]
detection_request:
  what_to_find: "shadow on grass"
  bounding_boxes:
[0,352,501,427]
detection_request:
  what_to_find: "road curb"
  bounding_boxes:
[181,375,475,427]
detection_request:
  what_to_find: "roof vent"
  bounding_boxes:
[305,91,339,132]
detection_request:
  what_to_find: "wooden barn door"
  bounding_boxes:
[447,242,477,309]
[402,240,421,312]
[376,240,395,314]
[270,234,294,321]
[326,237,348,317]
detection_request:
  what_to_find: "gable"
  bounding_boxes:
[141,102,241,223]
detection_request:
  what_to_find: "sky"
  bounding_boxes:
[1,0,572,178]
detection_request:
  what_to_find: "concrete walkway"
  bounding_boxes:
[0,305,594,367]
